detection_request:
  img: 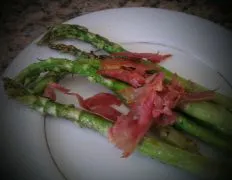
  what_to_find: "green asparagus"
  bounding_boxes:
[152,126,199,153]
[25,64,199,153]
[174,114,232,152]
[38,23,232,110]
[28,72,66,95]
[38,24,125,53]
[14,58,127,92]
[3,77,226,178]
[13,58,232,152]
[180,102,232,136]
[42,43,232,137]
[48,43,95,58]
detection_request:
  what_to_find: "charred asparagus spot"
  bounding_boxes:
[48,43,95,58]
[12,58,232,152]
[38,23,232,110]
[3,77,32,97]
[3,77,230,179]
[23,76,38,87]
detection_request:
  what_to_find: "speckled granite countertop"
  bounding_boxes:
[0,0,231,74]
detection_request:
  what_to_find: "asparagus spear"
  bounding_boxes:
[27,72,66,95]
[180,102,232,136]
[38,24,125,53]
[158,66,232,111]
[174,114,232,152]
[38,23,232,110]
[47,43,232,137]
[48,43,95,58]
[152,126,199,153]
[3,77,226,178]
[13,58,232,152]
[14,58,127,92]
[27,71,199,153]
[26,47,101,95]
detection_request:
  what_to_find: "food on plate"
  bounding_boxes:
[3,23,232,178]
[38,23,232,110]
[3,77,227,178]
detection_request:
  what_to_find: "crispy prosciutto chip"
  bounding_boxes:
[109,72,207,157]
[148,73,164,91]
[165,74,215,105]
[111,51,172,63]
[66,92,88,109]
[43,83,122,121]
[43,66,215,158]
[73,93,122,121]
[109,86,156,158]
[100,59,132,70]
[118,87,137,104]
[83,93,122,107]
[43,85,56,101]
[98,69,145,88]
[100,59,157,76]
[162,91,182,109]
[180,91,215,104]
[167,74,185,94]
[43,82,70,101]
[108,73,163,157]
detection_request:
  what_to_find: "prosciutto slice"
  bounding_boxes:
[98,69,145,88]
[111,51,172,63]
[108,73,164,157]
[108,72,215,157]
[100,59,157,76]
[43,83,122,121]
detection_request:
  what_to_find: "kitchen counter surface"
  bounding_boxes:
[0,0,231,74]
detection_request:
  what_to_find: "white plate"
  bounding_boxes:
[1,7,232,180]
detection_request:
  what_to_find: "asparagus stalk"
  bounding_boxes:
[152,126,199,153]
[27,72,66,95]
[50,44,232,136]
[14,58,127,92]
[13,58,232,152]
[27,71,199,153]
[180,102,232,136]
[158,66,232,111]
[174,114,232,152]
[3,77,226,178]
[38,24,125,53]
[48,43,95,58]
[25,48,100,95]
[38,23,232,110]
